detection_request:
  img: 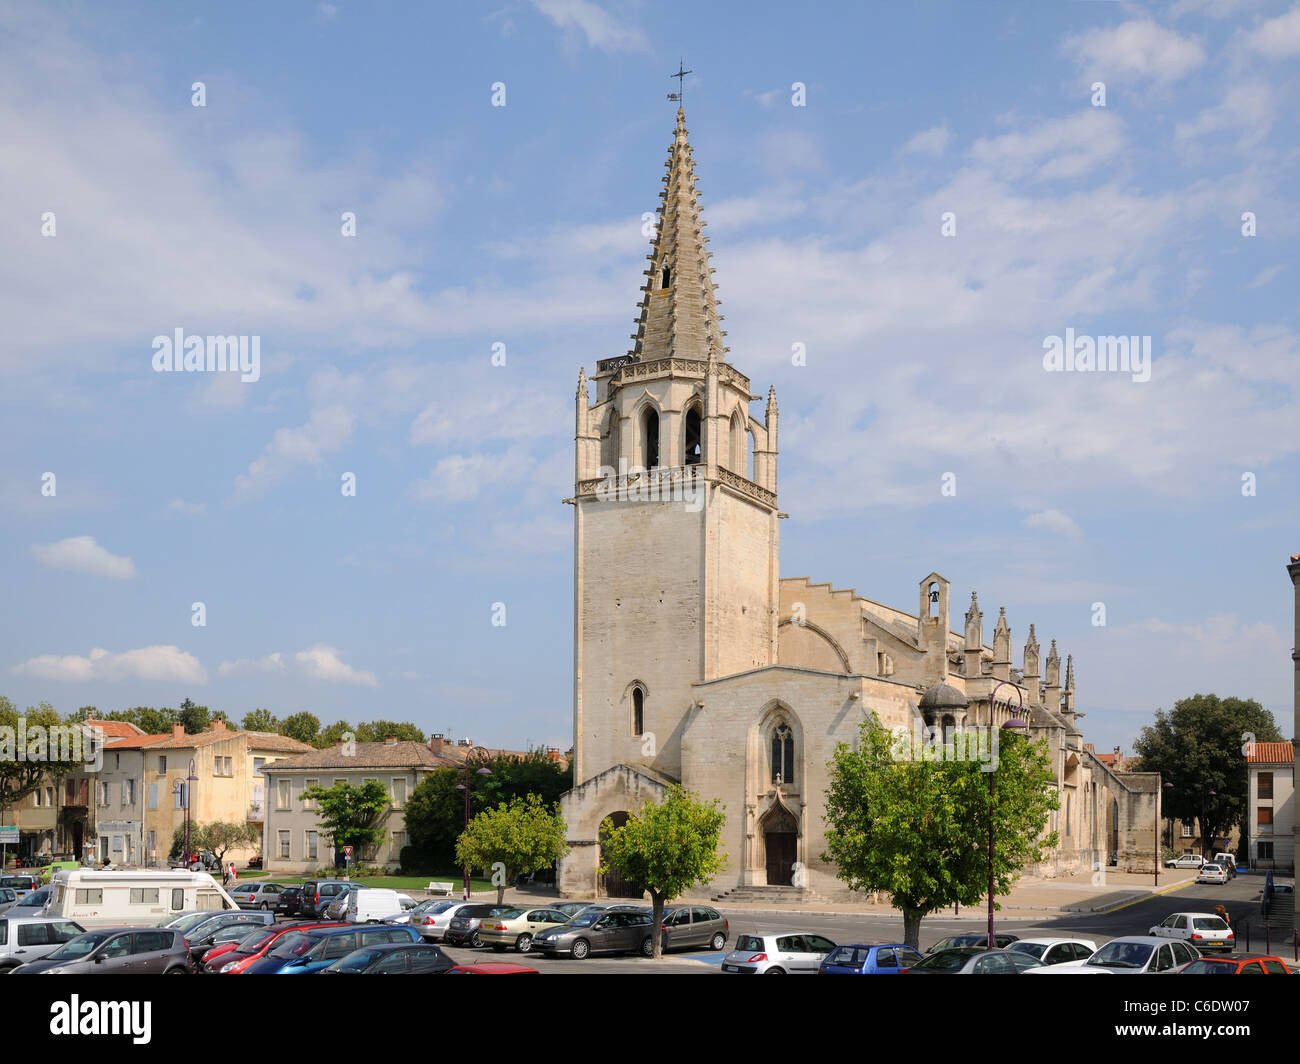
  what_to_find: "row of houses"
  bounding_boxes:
[6,719,566,873]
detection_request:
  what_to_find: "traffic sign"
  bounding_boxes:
[343,845,353,857]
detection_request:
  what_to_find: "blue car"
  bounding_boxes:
[242,924,420,974]
[818,943,927,974]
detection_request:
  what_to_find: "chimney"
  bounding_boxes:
[384,735,398,745]
[212,718,227,732]
[172,723,185,740]
[429,735,448,756]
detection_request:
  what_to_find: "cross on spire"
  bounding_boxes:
[667,59,692,105]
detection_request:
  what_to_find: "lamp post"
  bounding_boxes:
[988,681,1026,949]
[455,763,492,900]
[1200,787,1217,861]
[1157,781,1173,886]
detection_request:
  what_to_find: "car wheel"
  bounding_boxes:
[710,932,726,951]
[470,930,482,948]
[261,902,271,911]
[766,967,786,975]
[516,934,532,954]
[166,967,187,975]
[639,936,654,958]
[571,938,589,960]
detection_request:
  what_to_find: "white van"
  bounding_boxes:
[45,869,238,929]
[346,888,404,924]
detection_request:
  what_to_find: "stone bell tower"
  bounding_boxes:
[569,108,780,790]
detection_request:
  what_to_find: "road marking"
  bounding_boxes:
[1101,880,1191,915]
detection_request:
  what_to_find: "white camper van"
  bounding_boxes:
[45,869,238,929]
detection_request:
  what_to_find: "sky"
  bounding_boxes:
[1,0,1297,756]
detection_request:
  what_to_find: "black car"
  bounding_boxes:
[444,904,513,948]
[320,942,455,974]
[276,886,305,916]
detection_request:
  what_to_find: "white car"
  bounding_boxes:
[1007,937,1097,966]
[1149,912,1234,952]
[721,931,837,974]
[1196,864,1228,885]
[1164,854,1204,869]
[1055,936,1200,974]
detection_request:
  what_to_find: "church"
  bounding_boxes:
[557,108,1159,900]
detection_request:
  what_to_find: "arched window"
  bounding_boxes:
[632,687,644,736]
[661,265,671,288]
[771,723,794,787]
[729,412,745,472]
[684,405,702,466]
[641,408,659,469]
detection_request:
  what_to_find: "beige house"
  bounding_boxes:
[1249,741,1295,873]
[263,740,458,873]
[558,108,1161,900]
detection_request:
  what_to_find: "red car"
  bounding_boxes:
[206,921,347,973]
[1179,954,1293,974]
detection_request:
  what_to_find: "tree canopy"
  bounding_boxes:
[300,779,390,861]
[455,794,569,904]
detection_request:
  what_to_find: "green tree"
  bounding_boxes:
[241,708,279,732]
[132,706,178,734]
[200,821,262,866]
[478,749,573,810]
[0,697,88,815]
[402,768,465,870]
[177,698,210,734]
[279,712,321,746]
[822,716,1058,949]
[455,794,569,905]
[599,786,727,959]
[354,720,426,744]
[315,719,353,748]
[301,780,390,862]
[1134,694,1283,859]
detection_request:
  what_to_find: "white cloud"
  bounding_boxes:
[1064,19,1206,85]
[968,110,1126,180]
[901,123,951,157]
[295,644,379,687]
[410,445,537,503]
[233,405,355,500]
[1174,82,1274,149]
[218,653,286,676]
[168,499,207,517]
[1244,4,1300,56]
[1024,510,1083,539]
[530,0,648,52]
[1246,265,1284,288]
[11,645,207,684]
[30,535,136,580]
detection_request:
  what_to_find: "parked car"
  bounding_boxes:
[659,906,729,952]
[184,910,275,957]
[6,887,51,917]
[817,943,926,974]
[241,924,421,974]
[1197,864,1229,885]
[0,875,39,900]
[157,910,215,932]
[444,904,516,947]
[320,941,455,974]
[411,900,477,942]
[0,914,86,971]
[478,906,571,953]
[552,901,603,919]
[322,884,361,920]
[721,932,837,974]
[345,888,407,924]
[247,855,263,870]
[926,932,1019,953]
[1149,912,1234,953]
[904,947,1023,974]
[0,888,17,915]
[1006,938,1097,966]
[201,924,275,968]
[230,881,288,910]
[1057,936,1201,973]
[1164,854,1204,869]
[206,921,346,973]
[535,909,657,959]
[301,880,352,918]
[275,887,305,916]
[1213,853,1238,878]
[1178,954,1292,974]
[9,927,194,974]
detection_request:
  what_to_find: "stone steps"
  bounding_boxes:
[710,885,817,904]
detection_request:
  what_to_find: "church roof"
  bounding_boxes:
[629,108,727,362]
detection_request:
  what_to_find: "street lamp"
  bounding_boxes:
[1157,781,1173,886]
[455,763,492,900]
[1200,787,1217,860]
[988,680,1026,950]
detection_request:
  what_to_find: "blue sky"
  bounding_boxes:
[1,0,1297,755]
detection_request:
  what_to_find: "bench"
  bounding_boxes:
[426,881,455,896]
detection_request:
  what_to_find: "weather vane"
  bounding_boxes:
[667,59,692,105]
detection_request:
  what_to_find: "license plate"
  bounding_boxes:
[723,964,739,972]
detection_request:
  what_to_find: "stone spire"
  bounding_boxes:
[575,368,597,482]
[1023,624,1042,706]
[992,606,1011,681]
[1062,653,1076,717]
[963,592,983,677]
[1044,639,1062,711]
[629,108,727,363]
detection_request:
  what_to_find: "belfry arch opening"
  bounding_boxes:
[684,405,702,466]
[641,407,660,469]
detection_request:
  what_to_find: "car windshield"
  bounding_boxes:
[495,909,524,920]
[240,928,282,953]
[169,912,215,933]
[1008,942,1046,958]
[15,889,49,907]
[331,949,383,973]
[46,931,111,960]
[912,950,975,971]
[1182,960,1231,974]
[566,912,600,928]
[735,935,764,952]
[270,933,313,958]
[1193,918,1229,931]
[1088,942,1153,968]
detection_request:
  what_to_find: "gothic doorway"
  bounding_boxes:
[761,806,799,886]
[599,811,644,898]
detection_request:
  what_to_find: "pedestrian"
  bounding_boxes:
[222,864,230,887]
[229,861,237,884]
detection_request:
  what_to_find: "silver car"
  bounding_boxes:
[0,914,86,971]
[229,881,288,910]
[0,887,18,914]
[1058,936,1201,973]
[410,900,477,942]
[722,932,837,974]
[10,926,194,974]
